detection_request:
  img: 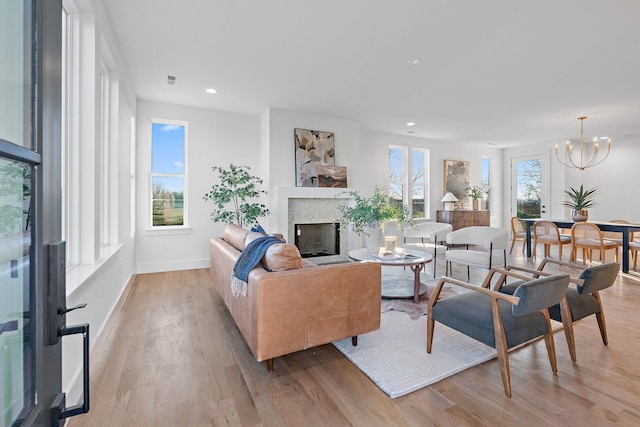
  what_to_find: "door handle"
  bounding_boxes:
[0,320,18,336]
[58,303,87,314]
[51,323,90,423]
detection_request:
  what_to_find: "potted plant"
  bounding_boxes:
[562,185,597,222]
[466,185,488,210]
[337,185,414,253]
[203,164,270,228]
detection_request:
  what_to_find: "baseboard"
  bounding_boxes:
[136,258,210,274]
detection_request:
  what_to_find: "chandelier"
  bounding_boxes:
[555,116,611,170]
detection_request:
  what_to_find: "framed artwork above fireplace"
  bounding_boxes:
[294,128,335,187]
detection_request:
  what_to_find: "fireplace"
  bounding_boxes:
[294,222,340,258]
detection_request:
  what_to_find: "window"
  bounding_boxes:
[481,156,491,211]
[388,146,405,208]
[388,146,429,218]
[411,149,428,217]
[61,1,120,271]
[150,120,187,227]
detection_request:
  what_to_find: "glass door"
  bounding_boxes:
[511,154,550,220]
[1,1,76,425]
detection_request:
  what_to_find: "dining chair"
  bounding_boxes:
[509,217,526,254]
[427,272,570,397]
[570,222,619,264]
[601,219,630,246]
[532,220,572,260]
[403,221,452,277]
[495,258,619,362]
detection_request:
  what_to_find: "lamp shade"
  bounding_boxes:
[441,192,459,202]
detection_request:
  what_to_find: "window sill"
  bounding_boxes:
[144,226,192,236]
[66,243,124,296]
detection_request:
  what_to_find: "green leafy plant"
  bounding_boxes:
[562,185,598,210]
[467,185,489,200]
[203,164,269,228]
[337,185,414,235]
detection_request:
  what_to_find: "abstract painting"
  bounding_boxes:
[443,160,469,208]
[294,128,335,187]
[316,165,347,188]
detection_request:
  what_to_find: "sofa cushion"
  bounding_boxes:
[262,243,303,271]
[224,224,251,251]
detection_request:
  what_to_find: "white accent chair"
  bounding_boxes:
[445,226,508,280]
[403,222,452,277]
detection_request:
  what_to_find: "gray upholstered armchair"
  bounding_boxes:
[427,271,570,397]
[496,258,619,362]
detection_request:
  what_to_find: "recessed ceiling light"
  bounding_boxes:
[205,88,217,94]
[406,122,416,126]
[408,58,420,65]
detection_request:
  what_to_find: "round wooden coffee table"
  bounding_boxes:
[348,248,433,303]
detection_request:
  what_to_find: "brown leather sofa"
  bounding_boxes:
[209,224,381,371]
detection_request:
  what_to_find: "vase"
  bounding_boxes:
[571,209,588,222]
[472,199,479,210]
[364,224,383,254]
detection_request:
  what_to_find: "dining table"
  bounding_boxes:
[521,218,640,273]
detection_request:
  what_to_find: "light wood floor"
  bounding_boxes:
[68,247,640,426]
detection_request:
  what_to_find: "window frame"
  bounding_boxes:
[388,145,430,219]
[149,118,189,230]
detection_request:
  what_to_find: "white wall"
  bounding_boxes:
[135,100,260,273]
[62,0,137,407]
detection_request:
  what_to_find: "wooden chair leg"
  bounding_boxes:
[559,297,576,362]
[491,299,511,397]
[559,245,563,260]
[594,292,608,345]
[510,239,516,254]
[542,309,558,373]
[521,239,525,253]
[426,318,435,353]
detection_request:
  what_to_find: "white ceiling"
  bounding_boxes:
[103,0,640,148]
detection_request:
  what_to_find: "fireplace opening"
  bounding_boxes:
[294,222,340,258]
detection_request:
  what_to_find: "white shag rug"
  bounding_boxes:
[333,311,497,398]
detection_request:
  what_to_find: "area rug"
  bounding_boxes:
[380,278,461,320]
[333,310,498,398]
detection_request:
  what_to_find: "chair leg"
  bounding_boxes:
[521,239,525,253]
[541,309,558,374]
[594,292,609,345]
[467,265,470,282]
[491,299,511,397]
[510,239,516,254]
[426,317,435,353]
[559,297,576,362]
[559,245,563,261]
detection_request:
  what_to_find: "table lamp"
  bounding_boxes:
[441,192,458,211]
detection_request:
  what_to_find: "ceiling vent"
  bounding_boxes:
[167,75,178,85]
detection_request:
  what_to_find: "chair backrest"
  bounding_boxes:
[511,217,524,235]
[446,226,508,250]
[603,219,630,240]
[512,274,570,316]
[403,222,452,242]
[571,222,603,243]
[577,262,619,295]
[534,220,561,240]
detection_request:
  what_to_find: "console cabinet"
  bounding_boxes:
[436,210,490,231]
